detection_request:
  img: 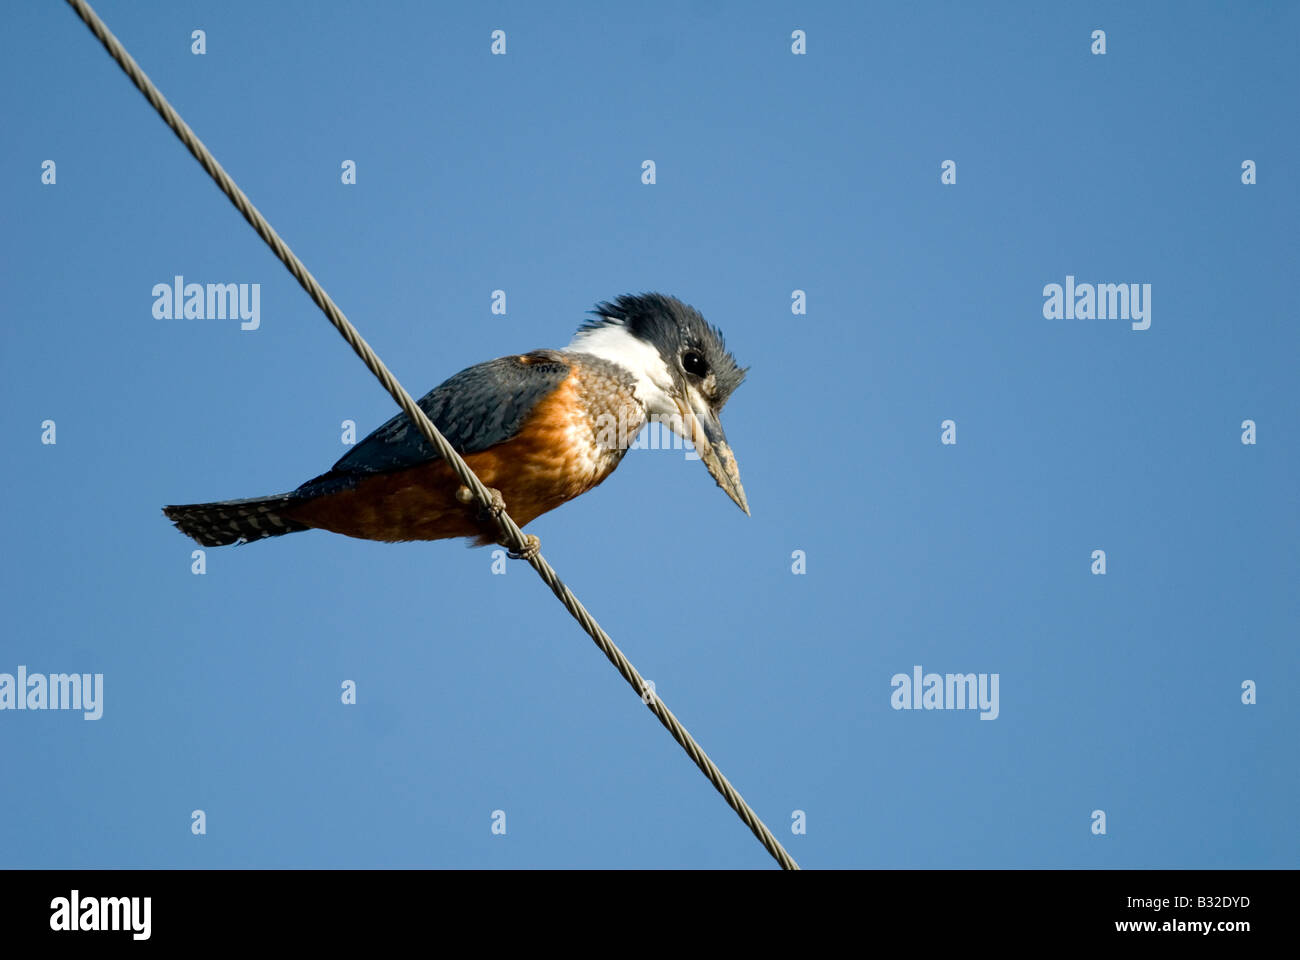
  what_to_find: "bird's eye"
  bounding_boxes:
[682,351,709,377]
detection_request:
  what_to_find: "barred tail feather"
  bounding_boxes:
[162,493,311,547]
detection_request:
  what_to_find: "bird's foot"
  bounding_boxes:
[457,484,536,558]
[507,534,541,562]
[457,484,508,523]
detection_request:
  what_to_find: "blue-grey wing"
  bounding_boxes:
[321,350,572,479]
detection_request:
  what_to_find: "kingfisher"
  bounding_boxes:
[163,293,749,554]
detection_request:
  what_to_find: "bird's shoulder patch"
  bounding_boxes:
[308,351,573,486]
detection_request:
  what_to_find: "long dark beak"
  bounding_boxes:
[676,394,750,515]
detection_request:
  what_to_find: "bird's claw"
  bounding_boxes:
[457,484,534,558]
[507,534,541,561]
[457,484,508,523]
[483,487,507,520]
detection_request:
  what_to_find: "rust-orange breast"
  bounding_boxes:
[284,367,640,544]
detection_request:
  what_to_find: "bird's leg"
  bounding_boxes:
[456,484,541,561]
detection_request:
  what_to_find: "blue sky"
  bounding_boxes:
[2,0,1296,868]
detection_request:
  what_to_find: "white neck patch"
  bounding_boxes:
[564,322,678,417]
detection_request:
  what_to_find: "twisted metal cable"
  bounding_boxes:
[65,0,798,870]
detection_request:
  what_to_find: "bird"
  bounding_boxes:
[162,293,749,554]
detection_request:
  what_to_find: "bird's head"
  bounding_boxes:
[567,293,749,515]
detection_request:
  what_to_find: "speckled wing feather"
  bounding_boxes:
[300,350,573,494]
